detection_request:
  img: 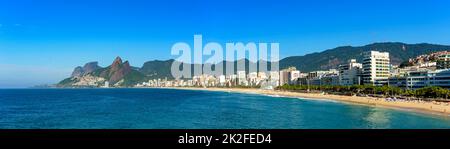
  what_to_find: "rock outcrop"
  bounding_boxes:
[99,57,133,84]
[58,56,146,87]
[71,62,101,78]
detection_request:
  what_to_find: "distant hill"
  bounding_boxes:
[139,59,175,80]
[138,42,450,76]
[280,42,450,72]
[71,61,102,78]
[58,57,148,87]
[57,42,450,87]
[138,59,276,79]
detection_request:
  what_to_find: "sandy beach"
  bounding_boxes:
[169,87,450,116]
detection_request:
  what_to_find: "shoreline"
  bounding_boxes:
[168,87,450,117]
[19,87,450,117]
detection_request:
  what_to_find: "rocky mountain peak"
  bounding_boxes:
[96,57,134,84]
[82,62,101,74]
[58,56,145,87]
[70,62,101,78]
[71,66,84,78]
[112,56,123,66]
[123,60,130,67]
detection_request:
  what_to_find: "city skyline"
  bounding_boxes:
[2,0,450,87]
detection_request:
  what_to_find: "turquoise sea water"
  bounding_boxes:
[0,88,449,129]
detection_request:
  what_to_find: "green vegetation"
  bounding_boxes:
[121,70,149,87]
[138,43,450,79]
[139,59,175,80]
[57,78,76,87]
[277,84,450,100]
[91,67,108,78]
[280,42,450,72]
[414,86,450,99]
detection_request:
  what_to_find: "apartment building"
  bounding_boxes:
[362,51,390,86]
[388,69,450,89]
[338,59,362,86]
[279,67,298,86]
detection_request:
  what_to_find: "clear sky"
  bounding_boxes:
[1,0,450,88]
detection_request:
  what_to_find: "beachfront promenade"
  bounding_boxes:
[170,87,450,116]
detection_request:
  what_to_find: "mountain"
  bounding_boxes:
[138,42,450,77]
[139,59,175,80]
[280,42,450,72]
[138,59,277,79]
[58,57,147,87]
[57,42,450,87]
[95,57,133,84]
[71,62,102,77]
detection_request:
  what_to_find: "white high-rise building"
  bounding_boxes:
[248,72,258,86]
[362,51,390,86]
[218,75,226,86]
[257,72,267,80]
[248,72,258,80]
[289,70,300,84]
[339,59,362,86]
[279,67,297,86]
[237,71,246,79]
[237,71,247,86]
[103,81,110,88]
[269,71,280,86]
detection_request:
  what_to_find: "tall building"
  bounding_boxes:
[268,71,280,86]
[362,51,390,86]
[279,70,290,86]
[279,67,298,86]
[289,70,300,84]
[218,75,226,86]
[237,71,247,86]
[103,81,110,88]
[338,59,362,86]
[248,72,258,86]
[257,72,267,80]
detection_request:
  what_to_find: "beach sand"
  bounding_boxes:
[169,87,450,116]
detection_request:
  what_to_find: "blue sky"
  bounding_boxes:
[1,0,450,88]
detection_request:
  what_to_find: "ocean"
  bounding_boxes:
[0,88,449,129]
